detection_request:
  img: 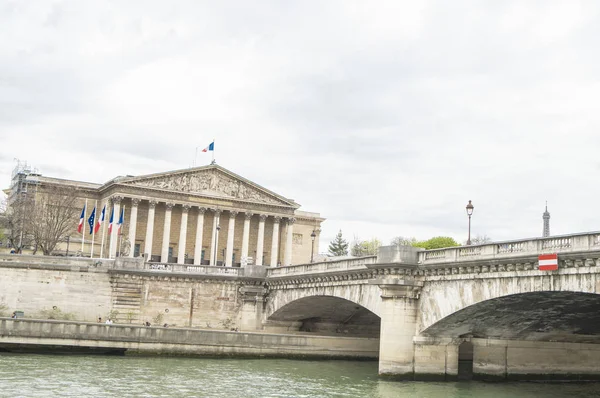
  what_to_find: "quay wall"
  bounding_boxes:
[0,257,252,330]
[0,319,379,359]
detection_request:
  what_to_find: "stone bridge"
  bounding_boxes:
[264,232,600,380]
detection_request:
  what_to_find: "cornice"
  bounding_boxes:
[100,184,299,215]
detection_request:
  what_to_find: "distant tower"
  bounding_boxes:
[542,202,551,237]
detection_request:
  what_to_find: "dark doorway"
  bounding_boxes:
[458,341,473,380]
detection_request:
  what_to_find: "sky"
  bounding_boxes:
[1,0,600,252]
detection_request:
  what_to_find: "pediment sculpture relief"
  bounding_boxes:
[127,171,282,205]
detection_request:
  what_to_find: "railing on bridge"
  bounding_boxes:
[144,263,243,276]
[266,256,378,277]
[418,232,600,265]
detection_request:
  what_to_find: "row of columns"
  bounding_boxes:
[108,196,296,267]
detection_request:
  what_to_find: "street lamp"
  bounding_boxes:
[310,230,317,263]
[466,200,474,245]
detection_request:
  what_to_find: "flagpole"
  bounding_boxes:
[90,200,97,259]
[100,201,107,258]
[81,199,87,255]
[212,139,215,164]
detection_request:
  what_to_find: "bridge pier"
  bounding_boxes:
[375,279,423,379]
[238,286,267,331]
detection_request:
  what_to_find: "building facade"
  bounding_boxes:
[5,163,324,266]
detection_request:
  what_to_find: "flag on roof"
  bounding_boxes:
[202,141,215,152]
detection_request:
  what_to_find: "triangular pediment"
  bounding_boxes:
[113,165,299,208]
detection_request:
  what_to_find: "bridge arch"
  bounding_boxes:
[264,284,382,336]
[421,291,600,342]
[266,283,382,320]
[266,295,380,336]
[418,270,600,332]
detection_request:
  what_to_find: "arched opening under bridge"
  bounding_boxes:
[268,295,380,338]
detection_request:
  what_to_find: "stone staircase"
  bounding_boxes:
[110,276,143,325]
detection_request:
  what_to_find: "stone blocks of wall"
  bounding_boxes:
[473,338,600,381]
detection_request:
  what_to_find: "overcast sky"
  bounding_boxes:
[1,1,600,251]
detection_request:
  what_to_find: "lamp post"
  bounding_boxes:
[310,230,316,263]
[466,200,474,245]
[214,225,221,266]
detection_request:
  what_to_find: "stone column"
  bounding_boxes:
[255,214,267,266]
[374,278,423,379]
[128,198,140,257]
[177,205,191,264]
[284,217,295,266]
[109,196,122,259]
[225,210,238,267]
[209,209,221,266]
[270,216,281,267]
[241,212,253,266]
[144,200,158,259]
[193,207,206,265]
[161,202,174,263]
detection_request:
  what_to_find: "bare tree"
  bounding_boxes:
[27,186,79,255]
[390,236,417,246]
[1,194,35,252]
[469,235,492,245]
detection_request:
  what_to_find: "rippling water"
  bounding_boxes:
[2,355,600,397]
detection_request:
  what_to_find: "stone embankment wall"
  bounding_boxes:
[0,261,113,321]
[0,319,379,359]
[0,256,249,330]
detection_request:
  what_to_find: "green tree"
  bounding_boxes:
[412,236,459,250]
[328,230,349,256]
[351,237,381,256]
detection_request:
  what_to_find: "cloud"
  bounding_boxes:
[2,0,600,253]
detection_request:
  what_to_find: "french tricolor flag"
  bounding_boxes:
[94,205,106,234]
[77,205,86,233]
[538,253,558,271]
[108,206,115,234]
[117,207,125,233]
[202,141,214,152]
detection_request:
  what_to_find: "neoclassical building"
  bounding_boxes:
[6,163,324,266]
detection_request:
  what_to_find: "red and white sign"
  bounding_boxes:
[538,253,558,271]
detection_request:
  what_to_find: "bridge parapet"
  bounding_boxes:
[145,262,243,277]
[266,256,377,278]
[418,232,600,266]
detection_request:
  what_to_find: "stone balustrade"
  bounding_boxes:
[266,256,378,278]
[145,262,242,276]
[0,253,114,268]
[418,232,600,265]
[4,231,600,278]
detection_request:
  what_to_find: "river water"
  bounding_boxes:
[1,355,600,398]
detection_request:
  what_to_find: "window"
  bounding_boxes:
[134,243,141,257]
